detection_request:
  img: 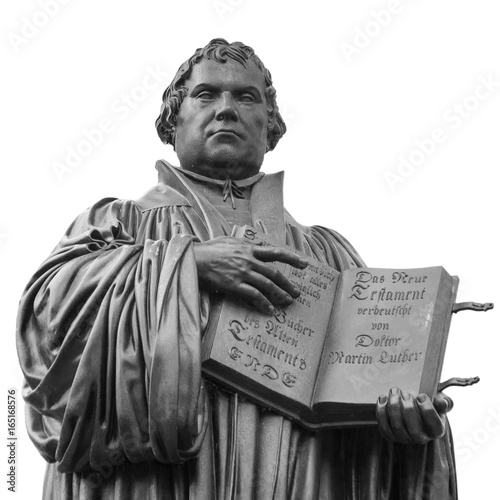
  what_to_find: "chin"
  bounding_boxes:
[215,161,261,179]
[207,150,261,178]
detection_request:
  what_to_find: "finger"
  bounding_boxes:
[433,392,454,415]
[400,392,429,444]
[416,394,446,440]
[376,395,393,441]
[236,283,275,315]
[253,246,308,269]
[245,271,294,306]
[252,262,301,299]
[386,388,412,444]
[218,236,263,246]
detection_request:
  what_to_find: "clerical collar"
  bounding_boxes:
[176,167,265,188]
[175,167,265,210]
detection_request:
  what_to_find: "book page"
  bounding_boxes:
[203,227,340,408]
[313,267,453,406]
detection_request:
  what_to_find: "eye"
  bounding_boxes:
[238,93,256,103]
[197,91,215,101]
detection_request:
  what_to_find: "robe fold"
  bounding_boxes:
[17,160,457,499]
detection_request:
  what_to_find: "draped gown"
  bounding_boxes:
[16,160,458,499]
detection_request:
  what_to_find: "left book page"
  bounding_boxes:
[201,226,340,413]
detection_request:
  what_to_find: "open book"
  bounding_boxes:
[201,226,459,429]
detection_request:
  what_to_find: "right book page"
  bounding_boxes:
[312,266,458,409]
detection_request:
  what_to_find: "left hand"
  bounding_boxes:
[376,387,453,444]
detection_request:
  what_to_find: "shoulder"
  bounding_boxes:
[67,197,142,233]
[133,182,191,212]
[284,210,365,269]
[284,209,311,235]
[310,225,365,267]
[62,170,196,243]
[69,176,192,230]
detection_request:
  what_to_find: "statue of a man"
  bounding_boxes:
[17,39,456,499]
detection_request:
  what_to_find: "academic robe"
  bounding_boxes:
[17,160,458,499]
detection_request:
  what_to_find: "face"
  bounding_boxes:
[174,58,269,180]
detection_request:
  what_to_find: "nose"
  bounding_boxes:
[215,92,238,122]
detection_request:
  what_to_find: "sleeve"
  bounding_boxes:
[16,197,208,473]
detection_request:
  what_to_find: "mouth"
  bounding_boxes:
[210,129,242,138]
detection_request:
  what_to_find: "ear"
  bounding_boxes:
[266,113,275,152]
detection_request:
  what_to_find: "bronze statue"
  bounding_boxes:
[17,39,456,499]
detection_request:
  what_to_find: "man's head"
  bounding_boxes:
[155,39,286,179]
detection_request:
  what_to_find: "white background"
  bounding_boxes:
[1,0,498,498]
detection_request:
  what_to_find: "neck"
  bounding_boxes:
[179,166,264,186]
[179,161,261,181]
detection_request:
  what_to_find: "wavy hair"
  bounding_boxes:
[155,38,286,152]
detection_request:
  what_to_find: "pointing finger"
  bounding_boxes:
[252,261,301,299]
[252,246,308,269]
[237,283,275,315]
[245,271,295,306]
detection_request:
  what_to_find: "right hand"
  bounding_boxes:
[193,236,308,314]
[376,387,453,444]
